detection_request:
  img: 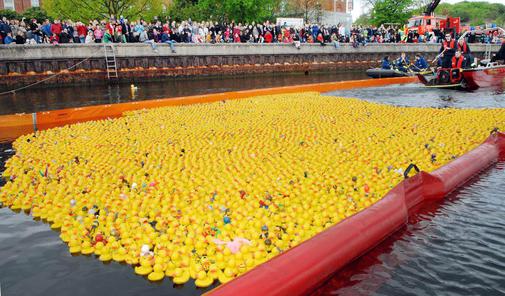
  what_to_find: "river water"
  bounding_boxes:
[1,74,505,296]
[0,71,366,115]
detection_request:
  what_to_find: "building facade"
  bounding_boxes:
[0,0,41,13]
[320,0,353,27]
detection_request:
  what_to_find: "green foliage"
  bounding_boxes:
[42,0,163,21]
[434,1,505,27]
[0,9,20,20]
[164,0,280,23]
[21,7,52,22]
[354,14,372,26]
[370,0,413,27]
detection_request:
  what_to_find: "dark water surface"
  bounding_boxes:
[0,71,366,115]
[326,83,505,108]
[1,79,505,296]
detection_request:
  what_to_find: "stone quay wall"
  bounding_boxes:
[0,43,499,88]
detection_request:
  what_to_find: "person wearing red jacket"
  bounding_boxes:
[439,33,456,68]
[452,50,466,68]
[264,30,272,43]
[76,22,87,43]
[457,38,474,67]
[50,20,62,35]
[450,50,466,83]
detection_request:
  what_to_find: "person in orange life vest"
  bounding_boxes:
[440,33,456,68]
[457,38,474,67]
[451,50,466,82]
[452,50,466,68]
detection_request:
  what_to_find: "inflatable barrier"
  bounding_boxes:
[0,77,418,143]
[206,131,505,296]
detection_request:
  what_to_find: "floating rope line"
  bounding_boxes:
[0,47,104,97]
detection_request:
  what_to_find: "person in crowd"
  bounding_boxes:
[140,29,157,51]
[15,31,26,44]
[50,32,59,44]
[103,30,113,43]
[160,28,176,53]
[51,19,62,36]
[94,26,103,43]
[59,28,71,43]
[3,32,14,44]
[40,19,51,42]
[85,30,94,43]
[0,17,502,47]
[76,22,87,43]
[28,19,42,43]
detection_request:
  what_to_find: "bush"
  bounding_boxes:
[22,7,52,22]
[0,9,20,20]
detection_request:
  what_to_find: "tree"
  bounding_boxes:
[165,0,280,23]
[43,0,163,21]
[0,9,20,20]
[370,0,413,27]
[282,0,323,23]
[354,13,372,26]
[434,1,505,27]
[22,7,51,22]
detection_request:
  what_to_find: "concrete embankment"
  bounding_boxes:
[0,43,498,88]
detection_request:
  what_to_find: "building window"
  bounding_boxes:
[4,0,15,10]
[31,0,40,7]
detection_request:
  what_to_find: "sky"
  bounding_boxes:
[351,0,505,20]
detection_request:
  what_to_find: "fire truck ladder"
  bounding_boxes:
[104,44,118,80]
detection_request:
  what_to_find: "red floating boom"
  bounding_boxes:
[207,132,505,296]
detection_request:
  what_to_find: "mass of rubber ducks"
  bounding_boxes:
[1,92,504,288]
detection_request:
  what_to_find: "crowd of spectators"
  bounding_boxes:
[0,16,503,49]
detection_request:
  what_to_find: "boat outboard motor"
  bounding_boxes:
[437,70,451,84]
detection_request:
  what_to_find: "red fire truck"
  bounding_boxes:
[407,0,461,36]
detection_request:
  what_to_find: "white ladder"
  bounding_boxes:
[104,44,118,80]
[484,43,492,61]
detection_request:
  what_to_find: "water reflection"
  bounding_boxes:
[0,72,366,115]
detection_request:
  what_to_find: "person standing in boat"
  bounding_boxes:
[457,38,474,67]
[490,38,505,63]
[440,33,456,68]
[396,52,410,72]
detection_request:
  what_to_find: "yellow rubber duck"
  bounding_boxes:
[134,259,153,276]
[112,247,127,262]
[218,267,235,284]
[1,92,504,287]
[147,264,164,281]
[195,270,214,288]
[81,241,95,255]
[172,268,190,285]
[99,249,112,262]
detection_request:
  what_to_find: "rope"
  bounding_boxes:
[0,46,105,97]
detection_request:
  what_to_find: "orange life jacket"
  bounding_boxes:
[458,42,468,53]
[443,39,455,49]
[452,56,464,68]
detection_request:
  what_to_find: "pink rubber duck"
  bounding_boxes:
[213,238,251,254]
